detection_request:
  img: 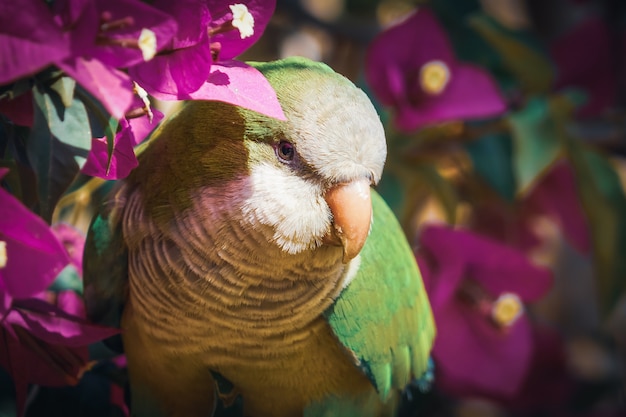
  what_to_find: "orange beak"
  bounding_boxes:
[323,179,372,263]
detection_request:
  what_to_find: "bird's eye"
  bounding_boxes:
[276,141,295,162]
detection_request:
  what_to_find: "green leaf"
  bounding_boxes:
[465,132,516,201]
[45,90,91,168]
[27,85,92,222]
[508,96,561,194]
[508,92,585,195]
[563,140,626,316]
[49,264,83,295]
[468,13,554,95]
[50,76,76,108]
[432,1,514,91]
[74,85,118,170]
[379,161,459,235]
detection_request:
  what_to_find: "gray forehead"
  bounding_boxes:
[280,77,387,183]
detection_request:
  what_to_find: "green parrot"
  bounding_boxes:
[84,57,435,417]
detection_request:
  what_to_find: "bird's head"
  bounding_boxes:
[132,57,386,265]
[244,57,387,263]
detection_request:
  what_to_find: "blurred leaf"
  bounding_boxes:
[508,96,561,194]
[378,159,459,236]
[431,0,514,90]
[74,85,118,152]
[465,132,516,201]
[27,86,91,222]
[377,169,407,217]
[413,163,459,225]
[563,140,626,315]
[49,264,83,295]
[508,92,585,194]
[468,12,554,95]
[50,76,76,108]
[39,85,91,167]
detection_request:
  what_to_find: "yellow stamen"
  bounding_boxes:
[419,60,450,95]
[491,292,523,327]
[230,4,255,39]
[138,28,157,61]
[0,241,6,269]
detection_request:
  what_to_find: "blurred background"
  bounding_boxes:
[243,0,626,416]
[2,0,626,416]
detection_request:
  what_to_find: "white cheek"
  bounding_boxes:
[242,163,331,254]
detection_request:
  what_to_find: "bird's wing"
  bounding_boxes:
[83,191,128,352]
[325,190,436,400]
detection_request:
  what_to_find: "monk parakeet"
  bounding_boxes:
[84,57,435,417]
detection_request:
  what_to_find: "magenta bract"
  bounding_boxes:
[365,8,506,131]
[416,224,552,399]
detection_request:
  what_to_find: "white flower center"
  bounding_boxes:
[491,292,523,327]
[0,241,6,269]
[419,60,450,95]
[230,4,255,39]
[138,28,157,61]
[133,81,153,122]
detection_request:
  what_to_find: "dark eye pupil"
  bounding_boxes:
[278,141,294,161]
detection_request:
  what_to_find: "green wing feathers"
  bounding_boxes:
[325,190,436,400]
[83,197,129,348]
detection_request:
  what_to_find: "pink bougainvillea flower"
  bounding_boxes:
[130,0,275,98]
[207,0,275,61]
[550,16,618,118]
[128,0,213,97]
[51,223,86,271]
[470,160,590,256]
[0,168,119,415]
[129,0,285,120]
[81,91,164,180]
[416,224,552,399]
[0,0,70,85]
[0,169,69,299]
[504,324,572,412]
[81,120,140,180]
[365,8,506,132]
[51,0,177,119]
[521,160,590,254]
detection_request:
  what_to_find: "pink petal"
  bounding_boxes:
[1,321,90,390]
[52,223,86,271]
[90,0,178,69]
[0,328,31,416]
[0,91,33,127]
[365,8,506,131]
[419,225,552,302]
[506,325,571,409]
[81,120,139,179]
[365,9,455,107]
[208,0,276,60]
[11,299,119,347]
[58,57,135,119]
[0,0,70,84]
[394,64,506,131]
[550,17,616,117]
[433,302,533,398]
[0,172,70,298]
[56,290,86,318]
[152,0,211,49]
[185,61,286,120]
[127,108,164,146]
[52,0,99,57]
[129,33,213,98]
[417,242,467,308]
[524,161,591,254]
